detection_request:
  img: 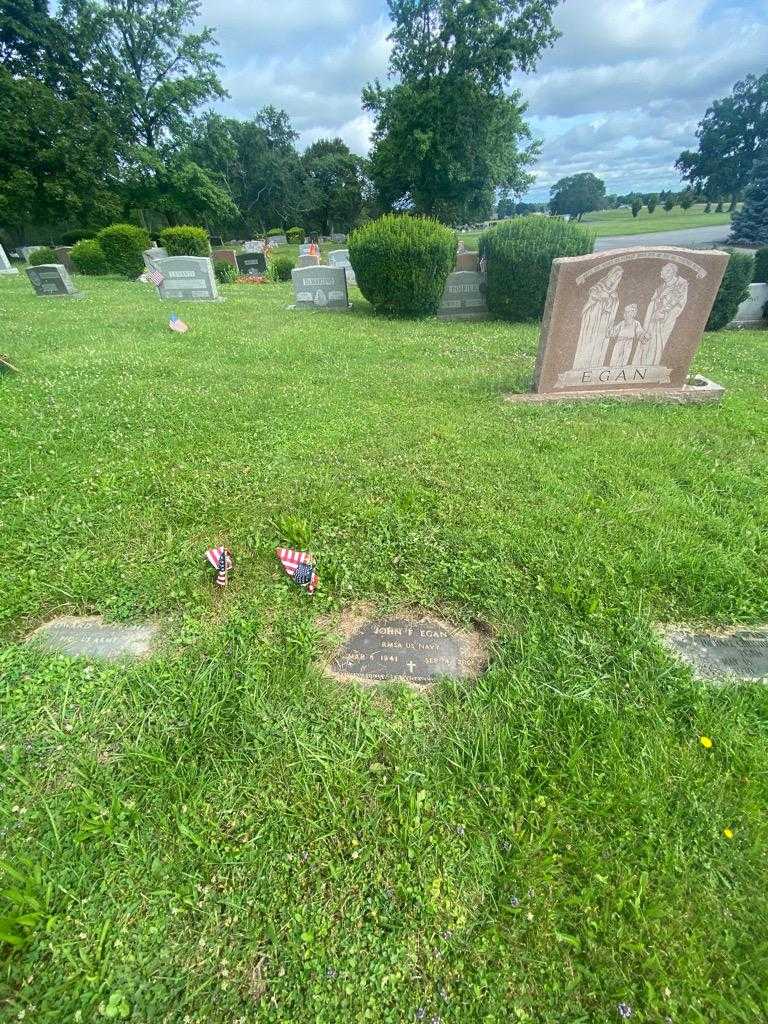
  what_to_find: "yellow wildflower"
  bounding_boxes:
[699,736,713,749]
[723,828,734,839]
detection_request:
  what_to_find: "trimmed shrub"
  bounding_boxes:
[706,252,754,331]
[214,259,237,284]
[59,229,96,246]
[269,254,295,281]
[267,228,284,238]
[97,223,150,277]
[70,239,109,276]
[159,225,210,257]
[27,247,58,266]
[348,214,456,317]
[753,247,768,283]
[479,216,595,321]
[286,227,304,244]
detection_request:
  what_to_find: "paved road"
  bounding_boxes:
[595,224,730,251]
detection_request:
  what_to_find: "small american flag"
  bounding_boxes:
[147,267,165,287]
[276,547,318,594]
[206,546,233,586]
[169,313,188,333]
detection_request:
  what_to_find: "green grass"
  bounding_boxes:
[459,204,735,248]
[1,273,767,1023]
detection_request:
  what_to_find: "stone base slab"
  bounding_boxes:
[504,375,725,405]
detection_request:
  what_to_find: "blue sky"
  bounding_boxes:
[199,0,768,201]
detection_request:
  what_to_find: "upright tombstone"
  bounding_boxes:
[297,253,321,268]
[456,250,479,272]
[731,284,768,327]
[212,248,238,269]
[236,251,267,276]
[291,264,350,310]
[20,245,44,262]
[243,240,260,252]
[269,234,288,247]
[438,268,488,320]
[328,248,355,285]
[298,243,312,256]
[53,246,74,273]
[143,246,168,270]
[330,232,346,243]
[153,255,219,301]
[209,234,223,248]
[510,246,729,403]
[0,242,19,275]
[26,264,83,298]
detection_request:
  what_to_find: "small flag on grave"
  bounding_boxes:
[276,547,318,595]
[147,267,165,287]
[206,546,233,587]
[169,313,188,333]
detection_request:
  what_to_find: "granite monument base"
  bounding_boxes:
[504,375,725,405]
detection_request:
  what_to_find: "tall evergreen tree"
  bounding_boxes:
[730,158,768,244]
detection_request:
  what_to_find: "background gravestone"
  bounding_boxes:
[528,246,729,401]
[328,248,356,285]
[154,255,219,301]
[143,246,168,270]
[209,234,223,248]
[456,251,479,272]
[438,270,488,320]
[26,264,83,298]
[269,234,288,246]
[212,248,238,268]
[330,232,346,243]
[236,251,267,276]
[20,245,44,262]
[731,284,768,327]
[664,627,768,682]
[297,253,321,268]
[298,244,312,256]
[291,265,350,310]
[53,246,74,273]
[0,242,19,274]
[243,240,261,252]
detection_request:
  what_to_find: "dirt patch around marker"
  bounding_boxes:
[318,603,490,692]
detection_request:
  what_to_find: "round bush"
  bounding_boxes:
[286,227,304,244]
[269,254,295,281]
[706,252,754,331]
[348,214,456,316]
[96,223,150,278]
[753,247,768,283]
[267,228,284,238]
[160,225,210,257]
[27,247,58,266]
[213,259,237,284]
[479,217,595,321]
[70,239,109,276]
[59,229,96,246]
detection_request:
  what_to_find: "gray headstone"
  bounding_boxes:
[291,265,350,310]
[269,234,288,247]
[209,235,223,248]
[328,248,356,285]
[143,246,168,270]
[212,248,238,268]
[0,242,19,275]
[298,244,312,256]
[53,246,75,273]
[26,264,82,298]
[154,255,219,301]
[243,240,260,253]
[438,270,488,320]
[236,251,267,275]
[333,617,474,684]
[330,232,347,243]
[731,283,768,326]
[29,616,161,660]
[297,254,321,268]
[20,245,44,262]
[664,627,768,682]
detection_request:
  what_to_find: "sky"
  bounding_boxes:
[199,0,768,202]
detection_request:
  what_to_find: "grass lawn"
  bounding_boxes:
[1,272,767,1023]
[458,204,735,249]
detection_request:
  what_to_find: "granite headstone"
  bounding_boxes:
[328,248,355,285]
[53,246,75,273]
[26,264,82,298]
[529,246,729,400]
[297,253,321,268]
[291,265,350,310]
[30,616,161,660]
[731,283,768,327]
[269,234,288,246]
[154,255,219,301]
[0,242,19,275]
[333,617,473,684]
[664,626,768,682]
[236,251,267,276]
[438,269,488,320]
[143,246,168,270]
[212,248,238,268]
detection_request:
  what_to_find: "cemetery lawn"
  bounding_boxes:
[2,272,768,1024]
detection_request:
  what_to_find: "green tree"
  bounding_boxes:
[663,196,675,213]
[647,194,658,214]
[676,72,768,198]
[302,138,363,235]
[549,172,606,220]
[363,0,560,222]
[731,158,768,244]
[679,190,695,212]
[631,197,642,218]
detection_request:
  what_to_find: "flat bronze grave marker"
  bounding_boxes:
[332,616,479,684]
[29,616,161,660]
[664,626,768,682]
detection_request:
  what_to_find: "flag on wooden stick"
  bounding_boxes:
[276,547,318,594]
[147,267,165,287]
[169,313,188,333]
[206,546,233,587]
